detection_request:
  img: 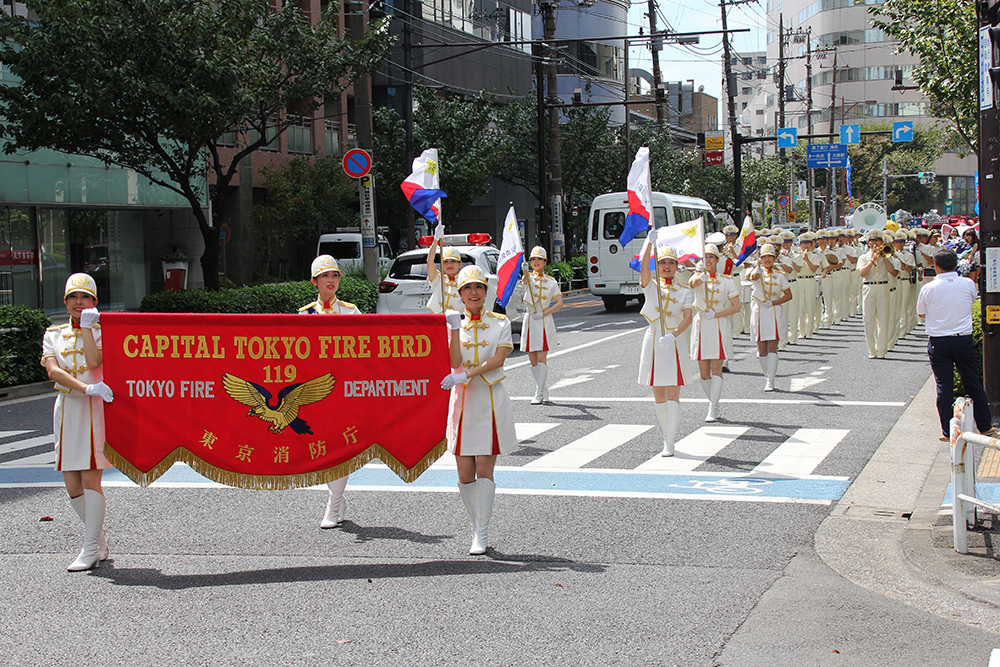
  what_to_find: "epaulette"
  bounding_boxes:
[486,311,507,320]
[298,302,317,313]
[46,323,69,331]
[338,300,356,310]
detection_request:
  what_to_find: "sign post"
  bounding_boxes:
[343,149,379,282]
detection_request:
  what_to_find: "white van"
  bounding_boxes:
[586,192,719,311]
[316,231,394,274]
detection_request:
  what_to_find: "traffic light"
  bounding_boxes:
[918,171,936,185]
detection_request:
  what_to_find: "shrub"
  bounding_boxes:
[954,299,983,396]
[0,305,51,387]
[140,278,379,314]
[545,261,575,288]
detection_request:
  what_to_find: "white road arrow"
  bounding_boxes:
[789,376,827,392]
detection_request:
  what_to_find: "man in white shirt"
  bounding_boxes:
[916,249,994,440]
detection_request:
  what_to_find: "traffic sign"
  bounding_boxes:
[777,128,798,148]
[806,144,848,168]
[343,148,372,178]
[777,195,790,208]
[787,211,797,221]
[839,124,860,145]
[704,151,724,166]
[218,224,231,245]
[892,121,914,142]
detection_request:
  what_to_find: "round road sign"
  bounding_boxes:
[343,149,372,178]
[777,195,790,208]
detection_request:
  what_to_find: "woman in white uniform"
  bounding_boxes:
[519,246,563,404]
[42,273,115,571]
[638,229,693,457]
[688,245,740,422]
[425,223,463,313]
[299,255,361,529]
[440,265,517,555]
[749,244,792,391]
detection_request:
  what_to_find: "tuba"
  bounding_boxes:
[852,202,887,233]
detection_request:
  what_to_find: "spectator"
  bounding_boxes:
[916,249,994,440]
[957,228,980,283]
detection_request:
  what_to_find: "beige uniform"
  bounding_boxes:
[860,250,892,358]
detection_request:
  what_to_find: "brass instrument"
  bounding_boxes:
[879,243,895,258]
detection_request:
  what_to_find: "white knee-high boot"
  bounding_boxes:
[536,363,549,403]
[473,478,496,555]
[710,375,724,420]
[656,401,680,457]
[765,353,778,391]
[458,480,479,554]
[321,476,349,528]
[70,494,108,561]
[68,489,105,572]
[700,378,715,422]
[530,365,543,404]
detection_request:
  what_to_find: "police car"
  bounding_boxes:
[377,233,526,330]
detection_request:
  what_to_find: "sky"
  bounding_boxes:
[623,0,768,104]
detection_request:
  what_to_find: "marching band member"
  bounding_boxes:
[300,255,361,529]
[42,273,115,571]
[425,223,463,313]
[858,231,899,359]
[816,231,836,328]
[914,228,936,287]
[639,228,693,456]
[892,229,916,341]
[749,244,792,391]
[689,244,741,422]
[520,246,564,404]
[797,232,821,338]
[441,265,517,555]
[906,229,921,332]
[777,231,799,348]
[830,230,849,324]
[841,230,860,317]
[720,224,744,337]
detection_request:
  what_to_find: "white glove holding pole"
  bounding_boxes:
[440,372,468,391]
[434,223,445,241]
[762,300,774,309]
[80,308,100,329]
[647,227,658,244]
[85,382,114,403]
[531,312,544,321]
[702,310,716,320]
[658,333,676,348]
[445,310,462,330]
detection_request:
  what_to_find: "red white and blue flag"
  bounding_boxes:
[619,146,652,247]
[734,213,757,266]
[495,205,524,308]
[400,148,447,223]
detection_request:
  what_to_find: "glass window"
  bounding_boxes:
[602,211,625,240]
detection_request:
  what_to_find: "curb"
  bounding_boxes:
[0,381,53,402]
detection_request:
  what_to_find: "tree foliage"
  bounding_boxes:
[870,0,978,156]
[0,0,392,289]
[843,122,944,212]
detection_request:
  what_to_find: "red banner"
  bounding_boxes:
[100,313,450,489]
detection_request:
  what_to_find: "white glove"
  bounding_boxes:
[85,382,114,403]
[440,372,468,391]
[434,223,445,241]
[658,333,676,348]
[80,308,100,329]
[702,310,716,320]
[445,310,462,330]
[762,300,774,309]
[647,227,658,244]
[532,312,544,321]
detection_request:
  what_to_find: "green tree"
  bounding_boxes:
[742,155,792,223]
[0,0,391,289]
[870,0,978,156]
[255,156,359,280]
[844,122,944,212]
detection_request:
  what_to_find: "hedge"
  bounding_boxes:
[139,277,379,314]
[0,305,51,388]
[954,299,983,396]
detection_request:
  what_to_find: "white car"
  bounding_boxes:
[377,233,526,330]
[317,231,394,274]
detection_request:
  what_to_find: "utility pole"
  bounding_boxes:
[346,0,378,281]
[806,32,814,229]
[777,13,785,162]
[720,0,743,220]
[826,50,838,227]
[533,42,548,253]
[402,0,415,250]
[540,0,564,261]
[648,0,665,126]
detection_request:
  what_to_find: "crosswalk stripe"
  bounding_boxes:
[428,423,559,470]
[7,451,54,467]
[752,429,849,477]
[634,426,748,472]
[0,430,33,439]
[0,434,52,456]
[523,424,652,469]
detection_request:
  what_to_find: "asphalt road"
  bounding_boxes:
[2,294,998,666]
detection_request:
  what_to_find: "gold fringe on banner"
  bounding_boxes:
[103,438,449,490]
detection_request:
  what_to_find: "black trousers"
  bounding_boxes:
[928,334,992,435]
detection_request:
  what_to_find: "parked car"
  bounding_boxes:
[317,231,394,274]
[377,233,526,331]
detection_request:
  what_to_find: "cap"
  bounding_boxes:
[529,246,548,261]
[64,273,97,299]
[915,228,930,236]
[656,245,678,262]
[759,243,777,257]
[780,230,795,241]
[723,225,739,235]
[759,228,772,237]
[866,230,882,242]
[457,265,488,289]
[894,230,909,241]
[704,243,720,258]
[311,255,341,278]
[798,231,813,242]
[441,246,462,262]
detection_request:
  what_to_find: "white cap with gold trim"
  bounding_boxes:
[457,265,488,289]
[529,245,548,261]
[311,255,341,278]
[64,273,97,299]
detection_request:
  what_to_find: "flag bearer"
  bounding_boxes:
[425,223,463,313]
[749,244,792,391]
[520,246,563,404]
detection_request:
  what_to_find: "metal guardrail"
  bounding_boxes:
[950,396,1000,554]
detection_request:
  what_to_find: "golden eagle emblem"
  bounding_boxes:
[222,372,335,434]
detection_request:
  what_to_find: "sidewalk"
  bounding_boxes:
[816,374,1000,633]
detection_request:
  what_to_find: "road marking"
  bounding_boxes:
[989,648,1000,667]
[752,428,849,476]
[506,326,645,371]
[635,426,748,472]
[512,396,905,407]
[588,322,616,329]
[561,322,584,329]
[430,423,558,469]
[0,430,33,439]
[0,434,51,456]
[8,451,54,466]
[789,377,826,392]
[523,424,652,469]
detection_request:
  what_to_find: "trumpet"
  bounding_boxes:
[879,243,895,258]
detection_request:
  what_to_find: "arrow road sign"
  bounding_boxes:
[806,144,848,168]
[892,121,914,142]
[839,124,860,145]
[777,128,798,148]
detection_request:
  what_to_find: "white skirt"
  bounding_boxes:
[446,377,517,456]
[750,302,786,342]
[53,392,110,471]
[520,313,557,352]
[691,313,734,360]
[638,329,689,387]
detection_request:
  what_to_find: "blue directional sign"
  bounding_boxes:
[892,121,914,142]
[839,124,860,145]
[777,127,798,148]
[807,144,848,168]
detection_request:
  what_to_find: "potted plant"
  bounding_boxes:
[159,244,193,290]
